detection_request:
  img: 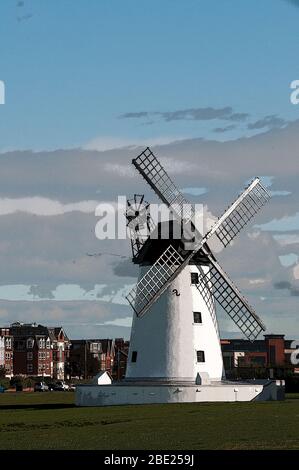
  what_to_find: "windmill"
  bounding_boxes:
[76,146,286,405]
[124,147,270,384]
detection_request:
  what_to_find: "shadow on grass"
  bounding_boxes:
[0,403,76,410]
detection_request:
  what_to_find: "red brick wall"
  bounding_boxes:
[265,336,285,366]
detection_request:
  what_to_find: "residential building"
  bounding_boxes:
[0,328,13,377]
[69,339,115,379]
[113,338,129,380]
[0,336,4,369]
[48,327,71,380]
[221,334,298,377]
[1,323,70,379]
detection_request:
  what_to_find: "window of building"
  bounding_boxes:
[131,351,138,363]
[223,355,234,370]
[193,312,202,324]
[237,356,245,367]
[15,340,25,351]
[250,356,266,366]
[46,352,50,359]
[38,352,46,360]
[269,345,276,364]
[191,272,199,285]
[196,350,205,363]
[46,339,51,349]
[39,338,45,349]
[5,338,12,349]
[27,338,34,349]
[27,352,33,361]
[27,363,33,373]
[5,352,10,360]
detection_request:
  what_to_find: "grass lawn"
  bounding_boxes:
[0,392,299,450]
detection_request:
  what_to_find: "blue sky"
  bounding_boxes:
[1,0,299,150]
[0,1,299,339]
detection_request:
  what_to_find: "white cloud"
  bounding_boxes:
[274,234,299,246]
[0,283,108,302]
[249,278,267,285]
[83,135,185,152]
[256,212,299,232]
[293,264,299,280]
[0,197,101,216]
[279,254,298,267]
[103,316,133,327]
[270,190,291,197]
[160,156,199,175]
[180,187,208,196]
[104,163,136,178]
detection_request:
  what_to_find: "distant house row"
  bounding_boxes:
[0,322,129,380]
[221,334,298,377]
[0,323,297,381]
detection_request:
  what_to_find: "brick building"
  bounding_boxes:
[0,336,3,369]
[48,327,71,380]
[221,334,298,377]
[69,338,115,379]
[113,338,129,380]
[0,323,70,380]
[0,328,13,377]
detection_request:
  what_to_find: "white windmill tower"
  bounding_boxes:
[76,148,285,405]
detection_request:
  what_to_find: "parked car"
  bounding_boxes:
[47,382,56,391]
[69,384,76,391]
[34,382,49,392]
[54,380,69,391]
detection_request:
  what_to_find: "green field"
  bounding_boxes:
[0,392,299,450]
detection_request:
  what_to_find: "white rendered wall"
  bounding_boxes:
[76,380,284,406]
[126,264,224,383]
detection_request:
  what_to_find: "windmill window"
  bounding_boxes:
[131,351,138,363]
[196,350,205,363]
[193,312,202,324]
[191,273,199,285]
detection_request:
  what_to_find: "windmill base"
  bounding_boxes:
[75,379,284,406]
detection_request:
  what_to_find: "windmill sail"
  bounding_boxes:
[133,148,270,246]
[212,178,270,248]
[126,179,270,317]
[126,244,184,316]
[132,147,194,224]
[197,256,266,341]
